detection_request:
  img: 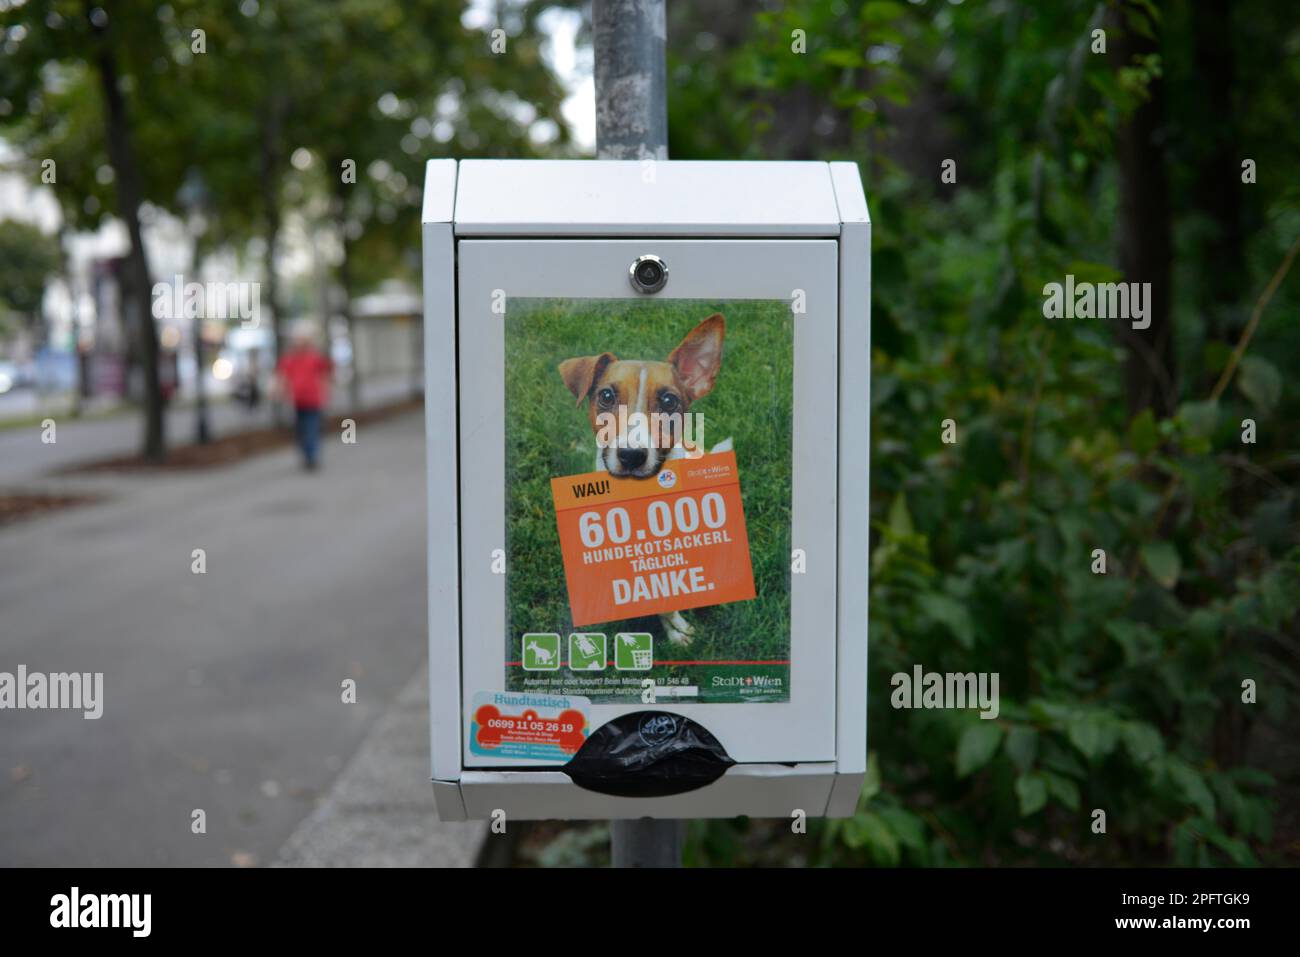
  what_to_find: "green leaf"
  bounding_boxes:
[1190,816,1257,866]
[1120,721,1164,763]
[861,751,882,804]
[887,492,914,536]
[1172,821,1198,864]
[1028,698,1074,725]
[849,812,900,865]
[1041,742,1088,780]
[956,721,1004,777]
[1177,400,1219,440]
[1236,355,1282,414]
[1141,541,1182,589]
[1202,341,1232,376]
[1106,620,1159,666]
[1067,711,1119,761]
[919,592,975,648]
[1063,259,1125,285]
[1043,770,1081,811]
[1212,834,1256,866]
[871,374,900,408]
[1004,726,1038,773]
[878,807,927,851]
[1128,408,1159,456]
[861,1,906,24]
[1016,772,1049,816]
[821,48,865,69]
[1168,761,1217,819]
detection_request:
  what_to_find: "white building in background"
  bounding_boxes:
[349,280,423,393]
[0,140,334,415]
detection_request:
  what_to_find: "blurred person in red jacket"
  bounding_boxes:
[275,323,333,470]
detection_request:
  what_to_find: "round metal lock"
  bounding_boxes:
[629,254,668,294]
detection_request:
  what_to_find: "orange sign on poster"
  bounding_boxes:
[550,451,757,627]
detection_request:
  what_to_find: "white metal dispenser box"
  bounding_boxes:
[423,159,869,821]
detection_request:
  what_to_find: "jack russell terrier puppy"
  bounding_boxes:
[559,313,731,644]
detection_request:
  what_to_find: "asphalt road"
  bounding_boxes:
[0,376,415,485]
[0,410,434,865]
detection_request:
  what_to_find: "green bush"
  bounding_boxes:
[668,0,1299,866]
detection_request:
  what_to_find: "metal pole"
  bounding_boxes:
[611,819,684,867]
[593,0,668,160]
[193,317,210,443]
[191,242,210,444]
[592,0,679,868]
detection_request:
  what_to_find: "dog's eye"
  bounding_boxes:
[658,392,680,412]
[596,387,616,407]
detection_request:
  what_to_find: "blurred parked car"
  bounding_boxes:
[34,348,78,392]
[14,359,37,388]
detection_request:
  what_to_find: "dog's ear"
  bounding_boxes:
[670,313,725,401]
[558,352,616,405]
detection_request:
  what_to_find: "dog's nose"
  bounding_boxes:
[617,448,648,470]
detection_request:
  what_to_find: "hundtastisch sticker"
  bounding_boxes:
[468,691,591,763]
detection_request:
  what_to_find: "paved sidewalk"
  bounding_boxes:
[0,410,458,865]
[275,665,486,867]
[0,375,415,485]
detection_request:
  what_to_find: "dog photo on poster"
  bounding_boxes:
[504,297,793,705]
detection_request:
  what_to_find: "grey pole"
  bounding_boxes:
[611,818,684,868]
[593,0,668,160]
[592,0,680,868]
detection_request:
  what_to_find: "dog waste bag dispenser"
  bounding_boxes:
[423,160,869,821]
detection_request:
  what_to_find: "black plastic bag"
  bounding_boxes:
[563,711,736,797]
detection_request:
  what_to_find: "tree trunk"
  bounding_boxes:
[1109,4,1176,418]
[329,169,361,413]
[89,5,164,459]
[341,240,360,413]
[191,234,210,444]
[57,225,84,418]
[1191,0,1244,349]
[259,95,287,423]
